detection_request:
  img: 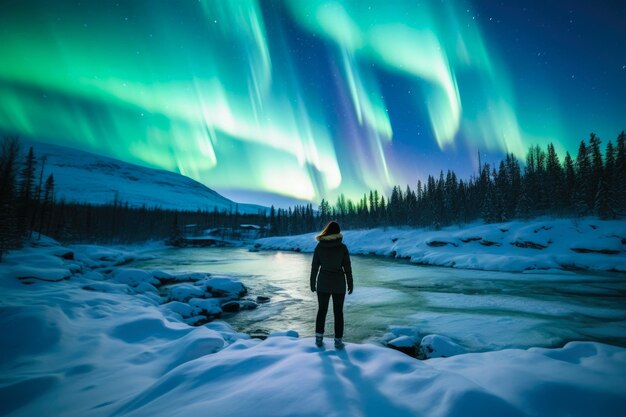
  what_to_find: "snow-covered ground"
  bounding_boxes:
[255,218,626,272]
[1,238,626,416]
[26,141,266,213]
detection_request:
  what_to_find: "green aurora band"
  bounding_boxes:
[0,0,622,204]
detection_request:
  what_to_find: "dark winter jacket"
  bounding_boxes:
[310,233,353,294]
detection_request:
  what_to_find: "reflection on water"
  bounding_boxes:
[132,247,626,352]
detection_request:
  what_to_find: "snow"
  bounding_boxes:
[255,218,626,272]
[419,334,467,358]
[27,141,266,214]
[1,240,626,417]
[387,335,415,347]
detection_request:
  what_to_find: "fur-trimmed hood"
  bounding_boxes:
[316,233,343,242]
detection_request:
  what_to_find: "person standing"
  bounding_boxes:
[310,221,353,349]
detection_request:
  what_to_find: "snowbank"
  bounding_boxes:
[255,218,626,272]
[1,238,626,417]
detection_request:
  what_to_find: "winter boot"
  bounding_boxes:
[315,333,324,347]
[334,338,345,350]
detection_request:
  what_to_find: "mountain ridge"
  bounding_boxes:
[26,141,267,214]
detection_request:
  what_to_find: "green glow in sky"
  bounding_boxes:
[1,0,623,205]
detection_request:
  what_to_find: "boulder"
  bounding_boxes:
[202,278,247,298]
[426,241,458,248]
[221,301,241,313]
[240,300,258,310]
[510,240,547,250]
[418,334,466,359]
[256,296,271,303]
[571,248,620,255]
[249,329,269,340]
[54,249,75,260]
[459,236,481,243]
[387,335,418,357]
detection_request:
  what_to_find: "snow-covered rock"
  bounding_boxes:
[387,335,418,356]
[419,334,467,359]
[167,284,205,302]
[198,277,247,298]
[112,268,159,287]
[188,298,222,316]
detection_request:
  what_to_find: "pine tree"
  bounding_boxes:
[545,143,563,212]
[575,140,592,213]
[17,146,37,238]
[595,176,615,219]
[482,183,497,223]
[563,152,576,212]
[515,181,532,219]
[505,153,521,218]
[615,131,626,214]
[596,141,617,219]
[37,174,55,239]
[0,137,22,260]
[495,161,509,221]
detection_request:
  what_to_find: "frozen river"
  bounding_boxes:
[133,247,626,352]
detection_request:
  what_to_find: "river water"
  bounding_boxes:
[132,247,626,352]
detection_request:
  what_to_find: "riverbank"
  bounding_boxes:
[1,237,626,416]
[255,217,626,272]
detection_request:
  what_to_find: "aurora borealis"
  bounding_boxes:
[1,1,624,206]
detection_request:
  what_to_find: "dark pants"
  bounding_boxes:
[315,292,346,338]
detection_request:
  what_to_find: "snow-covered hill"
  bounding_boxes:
[26,142,266,214]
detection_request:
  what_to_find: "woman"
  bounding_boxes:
[310,221,353,349]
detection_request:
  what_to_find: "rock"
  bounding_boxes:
[135,282,159,294]
[202,278,247,298]
[571,248,620,255]
[54,250,75,260]
[221,301,241,312]
[418,334,466,359]
[387,335,418,357]
[189,298,222,316]
[479,240,500,247]
[249,329,269,340]
[459,236,481,243]
[240,300,258,310]
[113,269,159,287]
[168,284,205,302]
[256,296,271,303]
[426,241,458,247]
[510,240,547,250]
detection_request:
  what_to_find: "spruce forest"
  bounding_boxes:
[0,132,624,260]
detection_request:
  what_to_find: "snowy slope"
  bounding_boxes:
[255,218,626,272]
[0,240,625,417]
[26,141,266,214]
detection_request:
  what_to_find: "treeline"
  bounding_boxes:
[0,137,270,260]
[0,137,56,261]
[43,202,269,244]
[312,132,625,230]
[1,132,624,258]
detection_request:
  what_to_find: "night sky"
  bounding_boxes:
[1,0,624,207]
